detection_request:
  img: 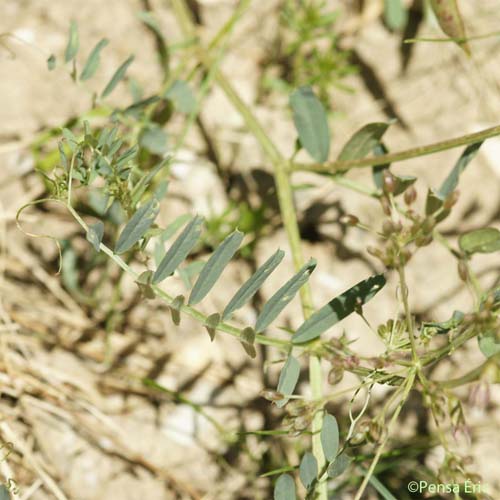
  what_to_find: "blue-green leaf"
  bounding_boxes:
[384,0,408,30]
[321,413,339,462]
[222,249,285,320]
[86,221,104,252]
[115,198,159,254]
[101,55,135,98]
[327,452,351,478]
[276,355,300,408]
[459,228,500,255]
[64,21,79,63]
[80,38,109,80]
[255,259,316,333]
[189,231,244,305]
[293,273,386,344]
[299,452,318,490]
[478,331,500,358]
[438,142,483,199]
[164,80,196,114]
[290,86,330,162]
[153,216,204,283]
[274,474,296,500]
[338,122,389,161]
[131,159,169,206]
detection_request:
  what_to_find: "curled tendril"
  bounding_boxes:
[15,198,65,275]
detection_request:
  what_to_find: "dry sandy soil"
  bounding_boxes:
[1,1,499,499]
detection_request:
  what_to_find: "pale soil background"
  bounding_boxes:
[1,0,500,499]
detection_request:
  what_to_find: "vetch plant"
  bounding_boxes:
[17,2,500,498]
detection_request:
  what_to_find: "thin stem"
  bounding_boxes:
[353,369,416,500]
[397,265,418,364]
[292,124,500,174]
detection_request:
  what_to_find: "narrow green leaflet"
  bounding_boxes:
[299,452,318,490]
[290,86,330,162]
[64,20,79,63]
[327,452,351,478]
[222,249,285,320]
[320,413,339,462]
[384,0,408,30]
[255,259,316,333]
[189,231,244,305]
[101,55,135,98]
[80,38,109,80]
[276,355,300,408]
[438,142,483,199]
[86,221,104,252]
[115,198,160,254]
[274,474,296,500]
[338,122,389,161]
[293,273,386,344]
[153,215,204,283]
[160,214,192,242]
[164,80,196,114]
[459,228,500,255]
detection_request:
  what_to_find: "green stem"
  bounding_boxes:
[353,369,416,500]
[397,265,418,364]
[169,2,326,496]
[292,124,500,174]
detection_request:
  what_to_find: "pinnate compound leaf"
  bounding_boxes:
[293,273,386,344]
[321,413,339,462]
[459,228,500,255]
[299,452,318,490]
[430,0,470,55]
[80,38,109,80]
[188,231,244,305]
[153,216,204,283]
[438,142,483,199]
[276,355,300,408]
[338,122,389,161]
[101,55,135,98]
[115,198,159,254]
[290,86,330,162]
[222,249,285,320]
[86,221,104,252]
[327,452,351,478]
[255,259,316,333]
[274,474,296,500]
[64,20,79,63]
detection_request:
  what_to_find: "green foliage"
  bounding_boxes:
[274,474,296,500]
[262,0,356,103]
[25,10,500,500]
[276,355,300,408]
[290,86,330,162]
